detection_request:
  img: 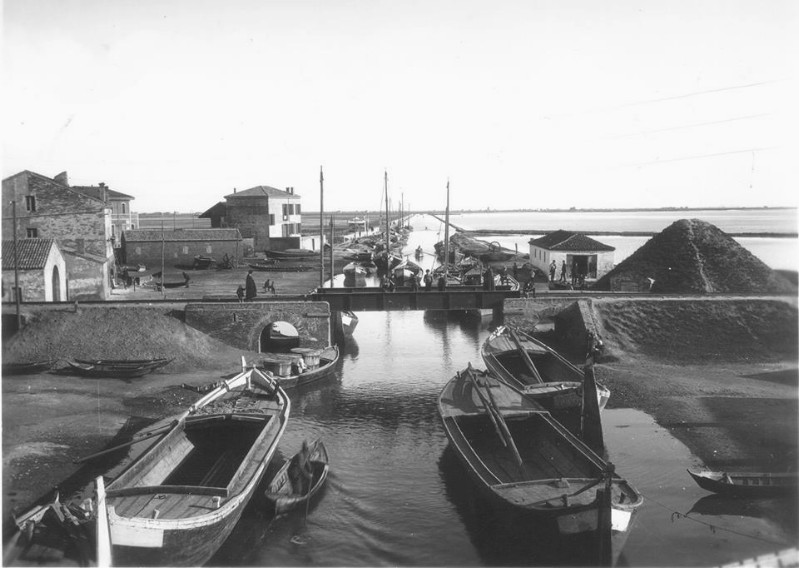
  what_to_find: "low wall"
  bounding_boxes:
[184,301,331,352]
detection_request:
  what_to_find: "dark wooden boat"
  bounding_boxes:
[75,357,172,371]
[248,260,278,270]
[687,469,798,497]
[342,251,373,263]
[265,248,317,260]
[264,438,329,515]
[153,271,190,289]
[95,365,290,566]
[2,360,56,375]
[482,325,610,412]
[192,255,215,269]
[254,345,339,389]
[438,365,641,564]
[67,361,157,379]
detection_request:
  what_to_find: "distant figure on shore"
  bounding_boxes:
[236,285,245,303]
[245,270,257,300]
[483,266,494,290]
[263,279,276,294]
[437,274,446,291]
[424,270,433,290]
[549,260,557,282]
[523,278,535,298]
[560,260,567,283]
[645,277,655,291]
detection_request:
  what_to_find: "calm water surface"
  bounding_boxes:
[208,307,794,566]
[419,210,798,271]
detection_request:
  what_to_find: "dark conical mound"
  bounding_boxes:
[593,219,796,294]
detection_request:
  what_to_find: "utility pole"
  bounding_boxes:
[11,200,21,329]
[329,214,334,288]
[319,166,324,287]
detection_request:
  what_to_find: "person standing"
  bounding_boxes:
[423,270,433,290]
[560,260,567,283]
[236,285,245,303]
[245,269,257,300]
[549,260,557,282]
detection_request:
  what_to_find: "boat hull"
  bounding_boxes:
[687,469,798,497]
[265,439,330,515]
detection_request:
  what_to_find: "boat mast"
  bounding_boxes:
[443,179,450,277]
[319,166,324,287]
[384,170,390,264]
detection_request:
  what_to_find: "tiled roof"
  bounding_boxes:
[199,202,226,218]
[123,228,242,242]
[2,239,56,270]
[72,186,135,200]
[225,186,300,199]
[529,230,615,252]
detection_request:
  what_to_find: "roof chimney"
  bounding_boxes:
[54,171,69,186]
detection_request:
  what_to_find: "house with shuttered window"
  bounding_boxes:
[200,185,301,253]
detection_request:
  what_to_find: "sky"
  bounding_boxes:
[2,0,798,213]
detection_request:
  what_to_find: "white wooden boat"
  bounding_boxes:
[95,364,290,566]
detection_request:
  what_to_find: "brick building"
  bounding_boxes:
[121,228,243,269]
[61,172,137,247]
[200,186,301,252]
[1,238,68,302]
[529,230,615,282]
[2,170,115,300]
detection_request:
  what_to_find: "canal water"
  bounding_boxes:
[208,307,795,567]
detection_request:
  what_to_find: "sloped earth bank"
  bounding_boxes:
[586,297,799,472]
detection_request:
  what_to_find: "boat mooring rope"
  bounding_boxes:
[640,490,793,547]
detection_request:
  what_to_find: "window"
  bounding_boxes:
[182,246,189,254]
[135,247,141,255]
[269,214,276,226]
[25,196,36,212]
[296,204,301,215]
[26,228,38,238]
[206,246,212,253]
[122,203,127,214]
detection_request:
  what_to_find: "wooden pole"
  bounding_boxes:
[329,215,334,288]
[319,166,324,287]
[443,180,450,277]
[160,219,165,298]
[11,200,21,329]
[463,368,506,448]
[478,367,525,467]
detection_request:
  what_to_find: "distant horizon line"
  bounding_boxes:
[137,205,798,216]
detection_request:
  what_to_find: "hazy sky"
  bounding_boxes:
[3,0,797,213]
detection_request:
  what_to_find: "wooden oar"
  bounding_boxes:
[73,420,177,464]
[463,369,507,448]
[474,366,524,468]
[506,326,544,384]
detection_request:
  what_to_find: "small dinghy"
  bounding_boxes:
[265,439,329,515]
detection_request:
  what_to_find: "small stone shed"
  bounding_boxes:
[2,238,68,302]
[121,228,243,268]
[529,230,615,281]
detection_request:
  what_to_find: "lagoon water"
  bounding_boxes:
[209,216,795,566]
[436,209,798,271]
[211,310,795,567]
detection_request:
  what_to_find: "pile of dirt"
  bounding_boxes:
[593,218,797,294]
[593,298,798,363]
[2,307,253,371]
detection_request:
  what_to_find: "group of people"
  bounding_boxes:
[548,259,589,288]
[236,269,275,303]
[385,269,446,291]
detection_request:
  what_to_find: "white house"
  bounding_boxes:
[529,230,615,281]
[2,238,68,302]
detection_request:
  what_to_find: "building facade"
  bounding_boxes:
[201,186,302,252]
[61,172,138,247]
[121,228,243,269]
[1,238,68,302]
[529,230,615,281]
[2,170,115,300]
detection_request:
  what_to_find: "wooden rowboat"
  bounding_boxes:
[482,325,611,412]
[95,364,290,566]
[68,358,172,378]
[254,345,339,389]
[438,365,641,565]
[264,439,330,515]
[265,248,317,260]
[687,469,798,497]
